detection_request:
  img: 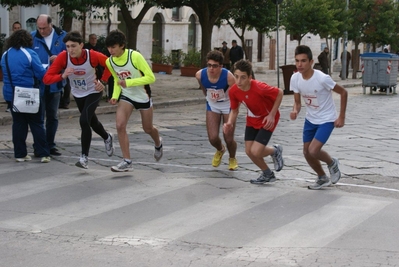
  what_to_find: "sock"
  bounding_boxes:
[124,158,132,164]
[318,175,328,180]
[262,168,273,176]
[155,143,163,150]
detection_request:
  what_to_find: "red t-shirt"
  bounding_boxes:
[229,79,280,131]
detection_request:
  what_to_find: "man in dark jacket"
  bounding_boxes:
[229,40,244,68]
[31,14,67,156]
[317,47,329,74]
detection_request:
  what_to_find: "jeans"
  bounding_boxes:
[42,88,61,149]
[59,79,71,107]
[12,100,49,158]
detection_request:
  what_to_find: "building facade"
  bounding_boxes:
[0,4,358,73]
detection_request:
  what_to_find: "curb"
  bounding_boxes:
[0,81,365,126]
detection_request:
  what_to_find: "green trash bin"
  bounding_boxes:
[279,65,297,95]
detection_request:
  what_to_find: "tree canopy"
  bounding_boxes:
[280,0,341,45]
[219,0,276,59]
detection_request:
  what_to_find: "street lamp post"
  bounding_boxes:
[272,0,283,88]
[341,0,349,80]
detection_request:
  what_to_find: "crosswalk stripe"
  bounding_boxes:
[98,187,289,245]
[0,169,112,202]
[0,171,199,232]
[0,163,38,176]
[225,196,391,260]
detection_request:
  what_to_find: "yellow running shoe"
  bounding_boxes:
[228,157,238,171]
[212,146,226,167]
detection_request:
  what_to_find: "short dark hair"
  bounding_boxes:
[12,21,21,28]
[233,59,252,77]
[295,45,313,61]
[206,50,224,65]
[63,31,83,44]
[232,40,237,43]
[105,30,126,48]
[7,29,33,49]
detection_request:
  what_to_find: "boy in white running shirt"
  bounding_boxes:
[290,45,348,190]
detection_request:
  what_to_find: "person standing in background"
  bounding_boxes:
[85,33,114,102]
[1,29,51,163]
[340,50,351,79]
[3,21,22,113]
[31,14,67,156]
[317,47,329,75]
[229,40,244,69]
[219,41,231,70]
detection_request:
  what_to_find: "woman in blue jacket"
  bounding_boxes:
[1,29,50,163]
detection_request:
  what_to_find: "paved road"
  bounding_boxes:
[1,83,399,266]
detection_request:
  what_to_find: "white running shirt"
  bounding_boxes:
[290,69,337,124]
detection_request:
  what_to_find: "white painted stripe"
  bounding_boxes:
[225,196,390,260]
[0,163,39,175]
[0,169,112,202]
[98,187,289,243]
[0,174,199,232]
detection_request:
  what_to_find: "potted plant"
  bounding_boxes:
[150,49,174,74]
[180,49,201,77]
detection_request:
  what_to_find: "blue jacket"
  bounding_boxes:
[31,26,67,93]
[1,47,46,102]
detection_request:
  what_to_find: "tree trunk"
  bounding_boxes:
[198,20,213,68]
[352,40,360,79]
[119,1,153,50]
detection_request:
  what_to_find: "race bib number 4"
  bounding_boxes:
[207,89,225,102]
[72,78,88,91]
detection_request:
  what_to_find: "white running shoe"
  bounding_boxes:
[104,133,114,157]
[16,155,32,162]
[308,176,331,190]
[75,155,88,169]
[154,137,163,161]
[328,158,341,184]
[111,160,134,172]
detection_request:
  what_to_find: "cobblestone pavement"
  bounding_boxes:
[1,70,399,266]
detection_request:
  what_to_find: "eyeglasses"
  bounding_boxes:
[207,63,220,69]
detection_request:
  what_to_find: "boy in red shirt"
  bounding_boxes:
[223,60,284,183]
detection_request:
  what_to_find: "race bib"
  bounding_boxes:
[303,94,319,109]
[207,88,226,102]
[72,78,88,91]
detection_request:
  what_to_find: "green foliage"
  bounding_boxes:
[182,49,201,67]
[362,0,397,50]
[280,0,342,43]
[150,49,173,65]
[219,0,276,35]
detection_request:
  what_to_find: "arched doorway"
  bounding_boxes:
[26,18,37,33]
[152,13,163,55]
[188,15,197,50]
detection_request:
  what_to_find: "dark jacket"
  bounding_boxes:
[317,51,329,70]
[230,45,244,65]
